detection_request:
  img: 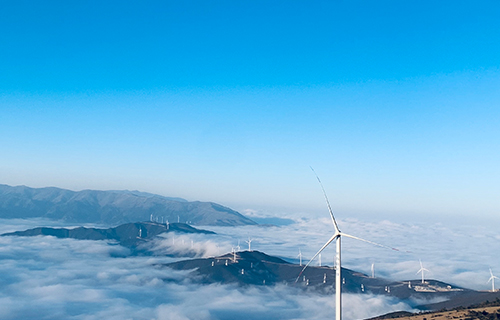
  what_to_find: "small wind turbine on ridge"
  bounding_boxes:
[246,237,253,251]
[231,247,238,262]
[296,167,406,320]
[417,260,429,284]
[297,248,303,266]
[488,268,499,292]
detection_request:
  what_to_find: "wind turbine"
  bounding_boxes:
[231,247,238,263]
[297,248,303,266]
[371,263,375,278]
[246,237,253,251]
[296,168,403,320]
[488,268,499,292]
[416,260,429,284]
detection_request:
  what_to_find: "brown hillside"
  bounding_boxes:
[370,307,500,320]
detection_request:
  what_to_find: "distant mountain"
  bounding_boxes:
[108,190,188,202]
[164,251,476,307]
[0,184,257,226]
[2,221,214,255]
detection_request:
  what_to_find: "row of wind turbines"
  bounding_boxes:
[297,252,439,286]
[149,214,193,225]
[232,238,254,252]
[297,168,499,320]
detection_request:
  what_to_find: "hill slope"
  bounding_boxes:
[164,251,469,300]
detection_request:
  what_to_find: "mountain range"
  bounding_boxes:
[0,184,256,226]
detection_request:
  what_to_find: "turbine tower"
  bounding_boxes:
[371,263,375,278]
[416,260,429,284]
[488,268,499,292]
[297,249,303,266]
[296,168,403,320]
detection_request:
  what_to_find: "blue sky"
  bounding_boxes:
[1,1,499,219]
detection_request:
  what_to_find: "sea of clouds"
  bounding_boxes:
[208,215,500,291]
[0,214,498,320]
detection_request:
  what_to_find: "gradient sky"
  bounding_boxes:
[1,1,499,219]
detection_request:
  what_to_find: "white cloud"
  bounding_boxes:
[204,216,500,291]
[0,216,498,319]
[145,233,231,258]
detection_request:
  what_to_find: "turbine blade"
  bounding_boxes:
[310,167,340,233]
[341,233,409,252]
[295,234,338,283]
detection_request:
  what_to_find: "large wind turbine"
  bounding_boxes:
[416,260,429,284]
[297,168,402,320]
[488,268,499,292]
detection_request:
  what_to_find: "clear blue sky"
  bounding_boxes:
[1,1,499,219]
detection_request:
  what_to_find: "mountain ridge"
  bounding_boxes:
[1,221,215,256]
[0,184,256,226]
[163,250,473,305]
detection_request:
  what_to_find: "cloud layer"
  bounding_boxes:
[206,216,500,291]
[1,216,498,319]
